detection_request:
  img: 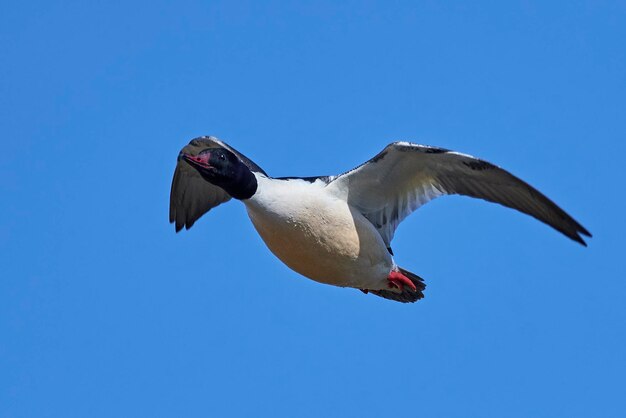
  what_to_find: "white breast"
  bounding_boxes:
[243,175,393,289]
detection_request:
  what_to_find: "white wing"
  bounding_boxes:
[326,142,590,246]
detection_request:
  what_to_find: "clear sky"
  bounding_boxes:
[1,1,625,417]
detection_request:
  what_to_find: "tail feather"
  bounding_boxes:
[369,267,426,303]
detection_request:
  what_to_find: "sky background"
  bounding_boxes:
[1,1,625,417]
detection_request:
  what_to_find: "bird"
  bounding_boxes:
[170,136,590,303]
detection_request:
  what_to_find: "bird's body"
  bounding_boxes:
[170,136,590,303]
[245,175,393,290]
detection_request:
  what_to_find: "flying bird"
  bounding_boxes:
[170,136,590,303]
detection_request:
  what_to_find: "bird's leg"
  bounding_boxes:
[387,270,417,292]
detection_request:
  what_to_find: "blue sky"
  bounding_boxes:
[1,1,625,417]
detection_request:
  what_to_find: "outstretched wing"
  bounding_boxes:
[169,136,266,232]
[326,142,591,246]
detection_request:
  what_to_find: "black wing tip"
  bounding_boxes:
[564,216,591,246]
[572,234,588,247]
[169,209,183,233]
[566,225,591,247]
[170,214,187,233]
[172,223,192,233]
[174,220,195,233]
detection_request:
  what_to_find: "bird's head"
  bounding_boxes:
[182,147,257,200]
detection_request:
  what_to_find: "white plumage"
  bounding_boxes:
[245,175,393,290]
[170,136,590,303]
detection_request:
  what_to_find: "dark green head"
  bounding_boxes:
[182,147,257,200]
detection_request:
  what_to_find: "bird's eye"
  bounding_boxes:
[219,154,225,160]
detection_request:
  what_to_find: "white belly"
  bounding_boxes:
[244,177,393,289]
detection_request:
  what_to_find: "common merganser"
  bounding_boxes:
[170,136,590,303]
